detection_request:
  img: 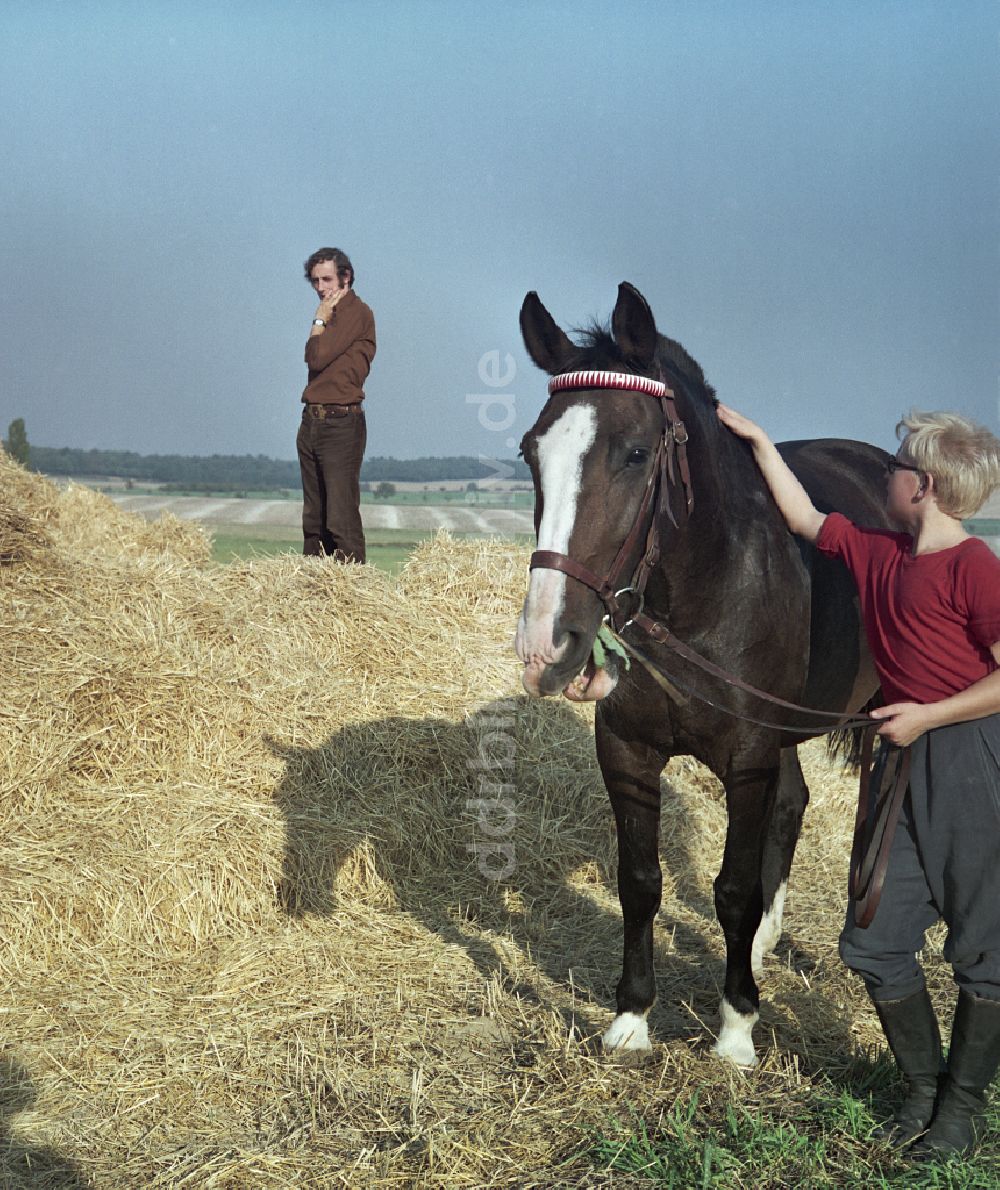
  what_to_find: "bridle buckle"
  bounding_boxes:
[612,586,645,630]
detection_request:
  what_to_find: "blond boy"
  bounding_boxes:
[718,405,1000,1158]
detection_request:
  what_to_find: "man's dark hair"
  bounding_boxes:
[304,247,355,288]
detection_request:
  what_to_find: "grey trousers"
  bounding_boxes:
[840,714,1000,1003]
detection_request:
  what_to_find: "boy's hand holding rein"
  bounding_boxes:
[874,646,1000,746]
[870,702,940,748]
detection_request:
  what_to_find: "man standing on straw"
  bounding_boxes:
[297,247,376,562]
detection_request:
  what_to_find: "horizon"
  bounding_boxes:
[25,440,524,466]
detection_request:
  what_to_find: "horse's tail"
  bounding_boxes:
[826,691,883,770]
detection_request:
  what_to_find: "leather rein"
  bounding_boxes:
[528,368,876,737]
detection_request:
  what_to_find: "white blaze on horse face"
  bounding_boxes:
[516,404,597,669]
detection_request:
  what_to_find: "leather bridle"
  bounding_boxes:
[529,368,693,632]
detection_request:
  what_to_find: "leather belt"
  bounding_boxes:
[304,403,363,419]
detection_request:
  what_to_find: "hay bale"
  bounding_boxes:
[0,450,58,564]
[0,474,939,1186]
[54,482,212,564]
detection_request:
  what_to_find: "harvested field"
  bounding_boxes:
[105,493,535,537]
[1,454,990,1187]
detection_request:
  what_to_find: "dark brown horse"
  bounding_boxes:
[515,283,890,1064]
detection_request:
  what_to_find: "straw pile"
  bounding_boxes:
[0,449,952,1187]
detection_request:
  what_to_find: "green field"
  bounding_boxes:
[209,524,430,573]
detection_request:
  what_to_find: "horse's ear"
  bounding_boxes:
[520,292,575,376]
[612,282,657,369]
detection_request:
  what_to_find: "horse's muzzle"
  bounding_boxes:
[518,634,621,701]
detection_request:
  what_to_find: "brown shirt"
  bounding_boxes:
[303,289,376,405]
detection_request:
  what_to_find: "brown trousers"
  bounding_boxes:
[296,406,367,562]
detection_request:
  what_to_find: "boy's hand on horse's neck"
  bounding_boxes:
[718,405,975,558]
[715,404,825,542]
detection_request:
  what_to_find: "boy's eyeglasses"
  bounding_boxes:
[886,457,922,476]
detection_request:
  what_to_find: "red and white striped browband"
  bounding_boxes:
[547,369,668,398]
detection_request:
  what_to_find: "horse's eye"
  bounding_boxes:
[625,447,649,468]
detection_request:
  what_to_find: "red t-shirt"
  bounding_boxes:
[816,512,1000,704]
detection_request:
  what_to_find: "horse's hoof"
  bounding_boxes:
[712,1035,758,1067]
[713,1001,759,1067]
[602,1012,651,1052]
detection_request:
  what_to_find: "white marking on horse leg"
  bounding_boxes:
[751,879,787,980]
[516,405,597,667]
[713,998,759,1067]
[603,1011,651,1052]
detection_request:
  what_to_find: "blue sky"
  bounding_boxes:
[1,1,996,463]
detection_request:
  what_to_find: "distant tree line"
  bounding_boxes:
[362,455,530,482]
[30,447,301,488]
[27,445,529,488]
[3,419,30,466]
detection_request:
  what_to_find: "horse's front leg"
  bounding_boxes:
[596,717,669,1052]
[713,761,780,1066]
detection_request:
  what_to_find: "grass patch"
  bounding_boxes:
[208,523,441,574]
[209,531,300,563]
[579,1073,1000,1189]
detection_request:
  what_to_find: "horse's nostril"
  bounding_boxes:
[554,625,587,662]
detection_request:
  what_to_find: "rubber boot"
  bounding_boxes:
[911,990,1000,1159]
[871,987,942,1146]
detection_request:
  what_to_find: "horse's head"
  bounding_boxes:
[515,283,691,701]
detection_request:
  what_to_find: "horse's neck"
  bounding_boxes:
[652,396,779,627]
[679,387,758,537]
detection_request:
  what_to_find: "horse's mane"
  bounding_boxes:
[570,322,717,401]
